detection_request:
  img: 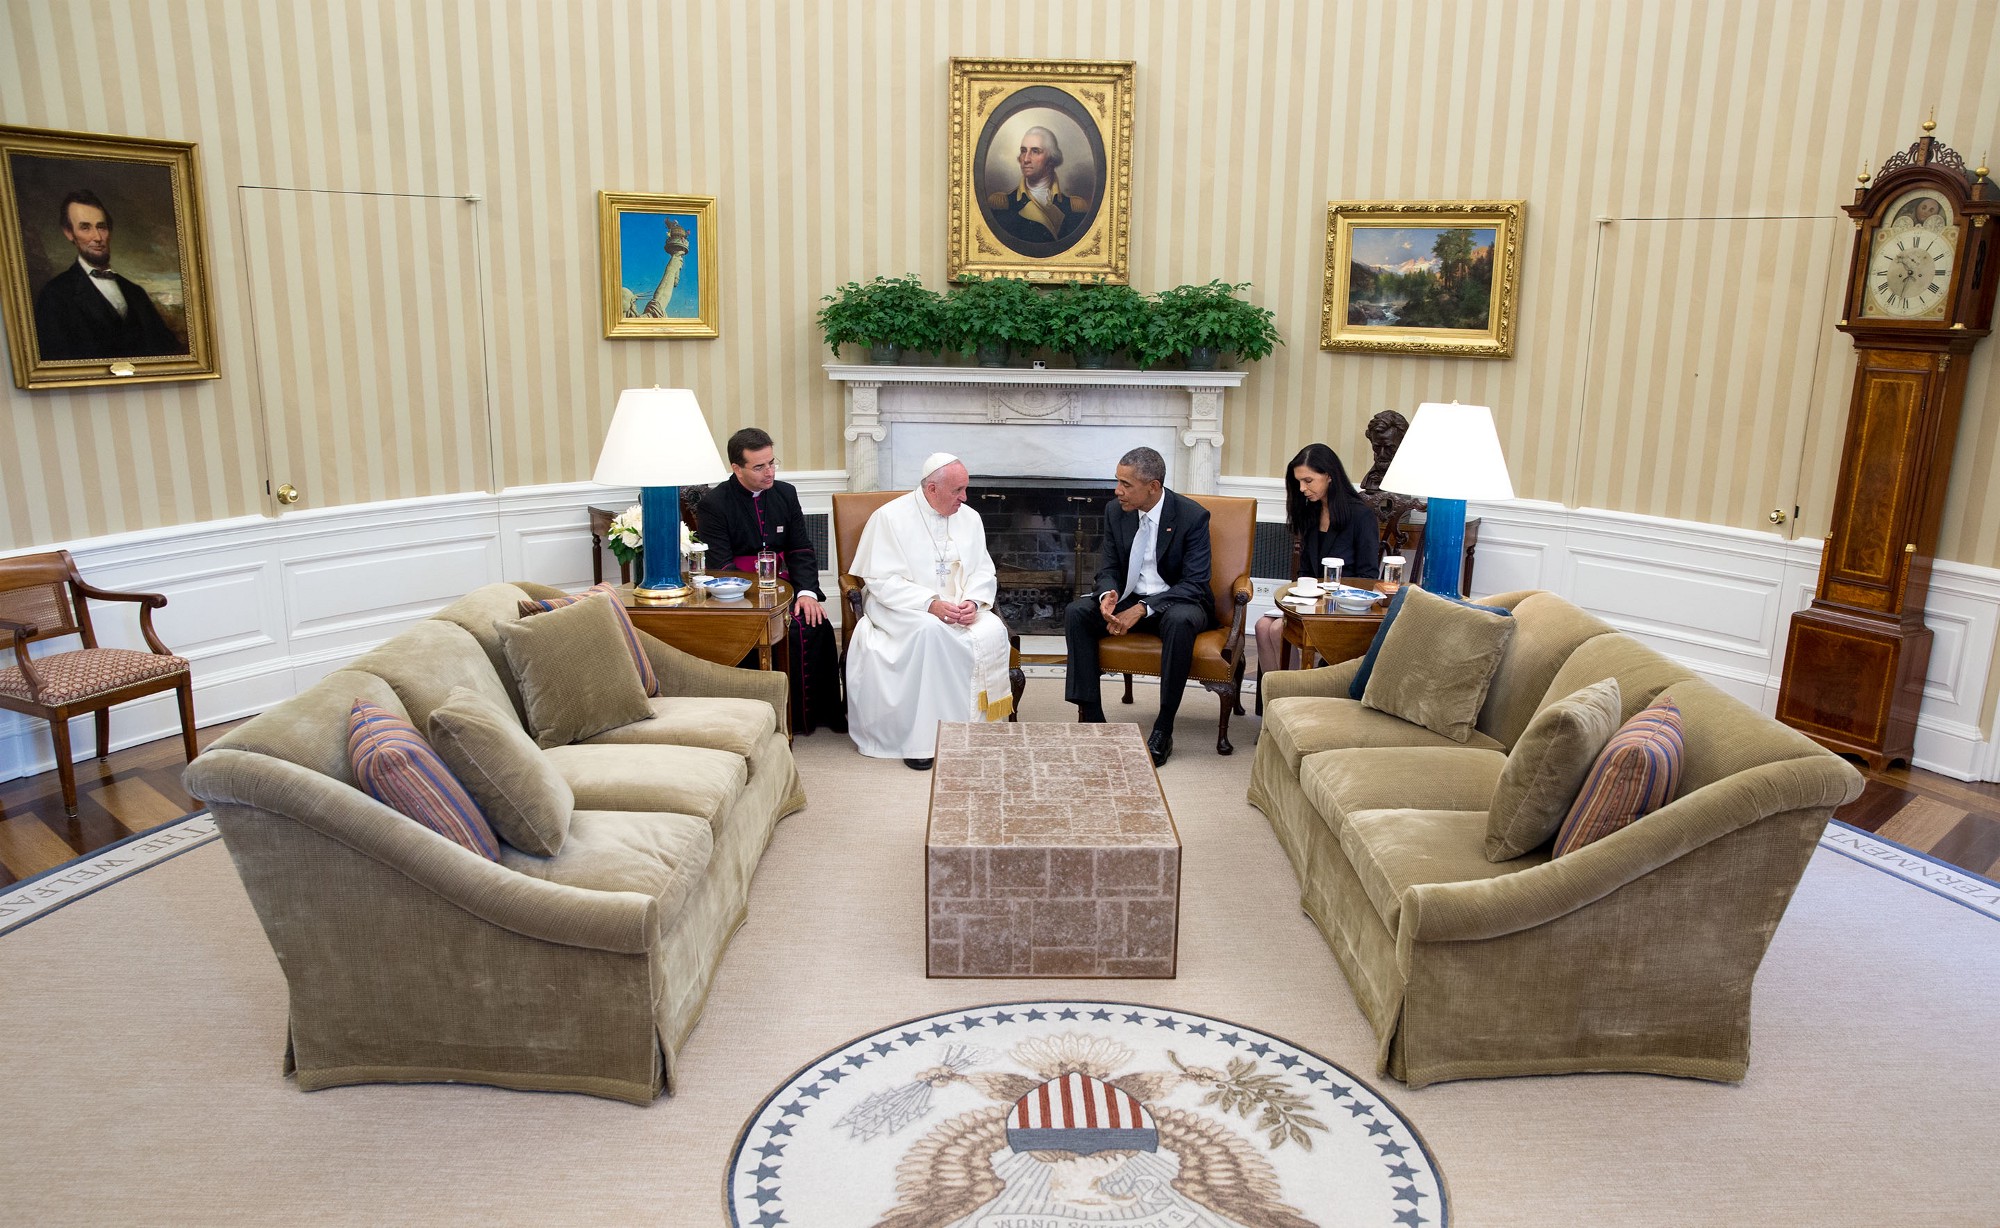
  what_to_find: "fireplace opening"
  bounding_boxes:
[968,476,1115,637]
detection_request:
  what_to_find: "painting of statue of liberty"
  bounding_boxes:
[597,192,718,338]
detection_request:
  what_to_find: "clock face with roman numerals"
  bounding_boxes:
[1862,189,1958,320]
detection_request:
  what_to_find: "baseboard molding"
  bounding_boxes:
[5,480,1997,783]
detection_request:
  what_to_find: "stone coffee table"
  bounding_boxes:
[926,722,1180,978]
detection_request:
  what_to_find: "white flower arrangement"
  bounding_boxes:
[604,504,700,568]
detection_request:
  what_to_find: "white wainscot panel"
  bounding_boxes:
[1908,564,2000,778]
[515,524,599,589]
[284,535,500,642]
[141,562,281,661]
[1568,549,1779,649]
[1467,536,1551,598]
[497,482,627,588]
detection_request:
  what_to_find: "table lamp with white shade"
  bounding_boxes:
[592,387,728,602]
[1379,401,1514,600]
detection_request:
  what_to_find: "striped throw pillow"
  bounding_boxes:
[518,584,660,696]
[347,699,500,860]
[1551,697,1684,857]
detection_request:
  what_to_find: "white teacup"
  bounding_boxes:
[1290,575,1323,597]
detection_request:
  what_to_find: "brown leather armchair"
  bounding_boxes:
[1101,493,1257,754]
[0,550,197,816]
[830,491,1025,720]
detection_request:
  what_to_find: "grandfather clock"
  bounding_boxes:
[1777,121,1998,769]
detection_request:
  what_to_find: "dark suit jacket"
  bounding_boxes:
[1093,488,1214,621]
[694,477,826,601]
[33,263,182,361]
[985,185,1089,245]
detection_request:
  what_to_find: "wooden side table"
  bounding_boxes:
[1276,579,1392,671]
[618,573,794,672]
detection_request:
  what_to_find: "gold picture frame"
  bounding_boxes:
[948,57,1134,283]
[598,191,719,338]
[1321,200,1525,358]
[0,125,218,390]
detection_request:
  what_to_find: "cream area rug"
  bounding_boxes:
[728,1001,1443,1227]
[2,683,1997,1226]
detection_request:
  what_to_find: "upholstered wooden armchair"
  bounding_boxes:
[1104,493,1257,754]
[831,491,1025,721]
[0,550,197,816]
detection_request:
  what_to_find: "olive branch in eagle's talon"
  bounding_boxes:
[1166,1052,1329,1151]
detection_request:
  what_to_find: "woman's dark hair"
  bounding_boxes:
[1284,442,1366,536]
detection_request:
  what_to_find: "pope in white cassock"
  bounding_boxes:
[846,453,1015,768]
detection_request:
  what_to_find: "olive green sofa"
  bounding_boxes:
[1248,590,1864,1088]
[184,582,806,1105]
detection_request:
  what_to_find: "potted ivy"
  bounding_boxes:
[941,275,1049,367]
[1139,280,1283,369]
[816,274,942,364]
[1044,279,1149,368]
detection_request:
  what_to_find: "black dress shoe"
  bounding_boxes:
[1077,705,1106,724]
[1146,730,1172,767]
[904,757,934,770]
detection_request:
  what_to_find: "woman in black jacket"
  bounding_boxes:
[1255,442,1381,700]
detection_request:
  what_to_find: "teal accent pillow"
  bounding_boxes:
[1349,585,1513,699]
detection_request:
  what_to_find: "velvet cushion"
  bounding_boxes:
[1551,697,1685,856]
[540,743,748,826]
[497,810,712,924]
[496,594,655,748]
[346,699,499,859]
[518,582,660,697]
[1485,677,1623,861]
[577,696,779,758]
[1360,585,1517,743]
[426,686,575,856]
[1349,584,1514,700]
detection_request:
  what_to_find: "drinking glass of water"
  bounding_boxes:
[756,549,779,590]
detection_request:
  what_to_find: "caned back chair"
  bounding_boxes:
[0,550,197,816]
[1100,493,1257,754]
[830,490,1024,720]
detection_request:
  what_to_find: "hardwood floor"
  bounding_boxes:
[3,720,1997,887]
[1833,762,2000,880]
[0,719,243,888]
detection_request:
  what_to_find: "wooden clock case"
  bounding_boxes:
[1776,130,1997,769]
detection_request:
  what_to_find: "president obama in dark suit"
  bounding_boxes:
[33,190,182,362]
[1064,445,1214,766]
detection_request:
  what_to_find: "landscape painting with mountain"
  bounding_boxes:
[1346,225,1496,330]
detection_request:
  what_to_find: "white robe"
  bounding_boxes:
[846,490,1014,759]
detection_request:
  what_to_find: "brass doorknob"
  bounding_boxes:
[276,483,301,505]
[1768,509,1787,525]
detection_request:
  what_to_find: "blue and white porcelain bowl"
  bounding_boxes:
[700,576,751,600]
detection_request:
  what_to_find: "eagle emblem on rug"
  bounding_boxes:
[835,1032,1328,1227]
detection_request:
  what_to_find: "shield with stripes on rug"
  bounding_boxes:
[726,1001,1446,1227]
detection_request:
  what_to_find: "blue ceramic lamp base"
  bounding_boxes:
[1422,497,1467,600]
[632,484,691,602]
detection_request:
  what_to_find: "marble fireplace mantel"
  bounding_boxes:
[827,363,1247,494]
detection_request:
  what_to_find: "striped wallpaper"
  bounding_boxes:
[1,0,1997,565]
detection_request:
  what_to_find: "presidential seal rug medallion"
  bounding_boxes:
[726,1001,1446,1227]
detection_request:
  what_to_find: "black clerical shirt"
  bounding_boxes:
[694,478,826,600]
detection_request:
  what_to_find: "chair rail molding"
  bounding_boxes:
[4,483,1998,786]
[827,363,1246,494]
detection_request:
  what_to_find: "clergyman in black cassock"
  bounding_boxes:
[695,430,847,735]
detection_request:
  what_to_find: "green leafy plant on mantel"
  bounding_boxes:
[815,274,943,362]
[941,275,1052,366]
[1139,280,1284,369]
[1043,279,1151,368]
